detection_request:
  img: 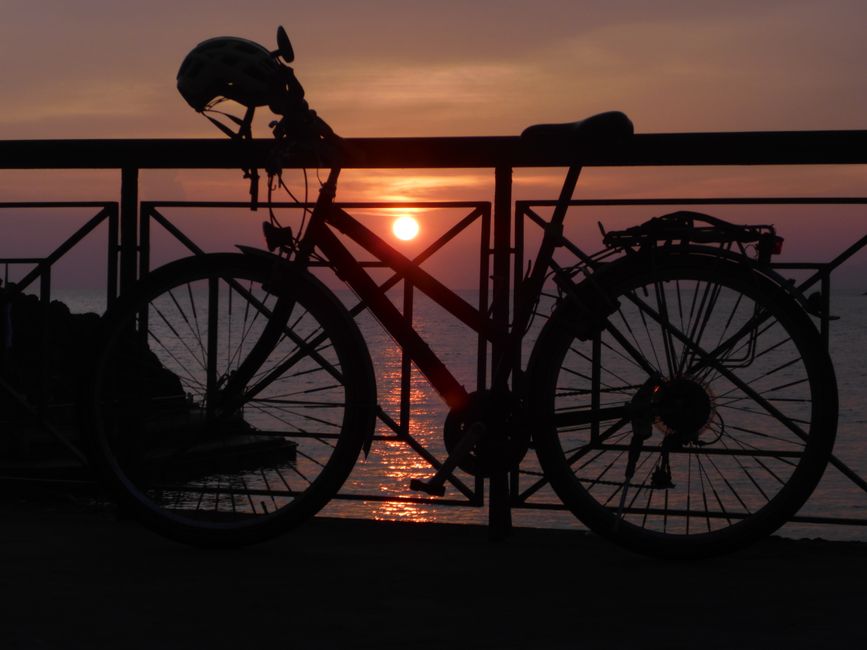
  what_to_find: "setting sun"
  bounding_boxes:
[392,215,420,241]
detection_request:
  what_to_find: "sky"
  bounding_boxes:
[1,0,866,291]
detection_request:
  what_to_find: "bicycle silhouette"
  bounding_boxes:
[84,28,837,557]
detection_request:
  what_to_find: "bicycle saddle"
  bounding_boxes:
[521,111,633,146]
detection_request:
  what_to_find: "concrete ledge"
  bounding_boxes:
[1,502,865,649]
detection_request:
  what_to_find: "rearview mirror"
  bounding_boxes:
[276,26,294,63]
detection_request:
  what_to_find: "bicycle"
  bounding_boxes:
[84,28,838,557]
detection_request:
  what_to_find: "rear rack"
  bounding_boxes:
[602,210,783,263]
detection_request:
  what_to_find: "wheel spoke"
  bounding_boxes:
[91,255,370,544]
[533,254,835,554]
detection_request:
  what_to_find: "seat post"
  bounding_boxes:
[507,165,583,348]
[550,165,582,228]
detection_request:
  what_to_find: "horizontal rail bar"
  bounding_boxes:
[518,197,867,207]
[15,207,112,293]
[582,443,805,458]
[143,200,489,209]
[0,476,97,487]
[328,492,479,507]
[3,130,867,170]
[511,501,867,527]
[0,202,116,209]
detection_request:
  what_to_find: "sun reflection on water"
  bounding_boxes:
[319,289,867,542]
[319,291,489,526]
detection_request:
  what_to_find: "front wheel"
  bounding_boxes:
[528,252,837,557]
[86,253,376,546]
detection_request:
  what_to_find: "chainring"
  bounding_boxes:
[442,390,530,477]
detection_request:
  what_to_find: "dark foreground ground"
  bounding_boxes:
[1,499,865,650]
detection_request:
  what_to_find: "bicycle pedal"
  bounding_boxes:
[409,478,445,497]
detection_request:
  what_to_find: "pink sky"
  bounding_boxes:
[1,0,866,291]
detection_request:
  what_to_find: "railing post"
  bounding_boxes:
[401,278,413,437]
[139,203,151,282]
[489,165,513,538]
[106,203,119,308]
[120,167,139,293]
[39,266,50,415]
[510,202,525,503]
[491,167,512,381]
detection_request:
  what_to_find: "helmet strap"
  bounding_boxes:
[238,106,255,139]
[202,105,256,140]
[203,111,242,139]
[201,105,260,209]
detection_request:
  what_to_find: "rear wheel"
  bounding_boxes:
[87,253,376,546]
[528,252,837,557]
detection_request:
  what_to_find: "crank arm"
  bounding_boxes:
[409,422,485,497]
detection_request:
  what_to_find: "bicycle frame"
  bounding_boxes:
[292,165,585,411]
[78,25,854,552]
[209,148,828,523]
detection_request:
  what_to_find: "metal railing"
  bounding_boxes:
[1,131,866,530]
[141,199,493,509]
[0,202,117,480]
[512,196,867,528]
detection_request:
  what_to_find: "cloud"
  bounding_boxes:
[308,62,536,136]
[529,4,867,131]
[2,0,865,139]
[1,80,164,122]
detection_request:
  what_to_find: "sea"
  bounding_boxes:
[57,287,867,542]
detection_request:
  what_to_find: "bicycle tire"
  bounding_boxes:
[86,252,376,546]
[528,250,837,557]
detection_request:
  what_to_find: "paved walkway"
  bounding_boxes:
[1,501,865,649]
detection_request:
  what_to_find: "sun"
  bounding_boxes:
[392,215,420,241]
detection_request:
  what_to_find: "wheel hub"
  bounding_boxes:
[654,378,713,440]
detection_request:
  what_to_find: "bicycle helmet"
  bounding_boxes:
[177,36,287,112]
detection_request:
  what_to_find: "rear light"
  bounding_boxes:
[773,236,784,255]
